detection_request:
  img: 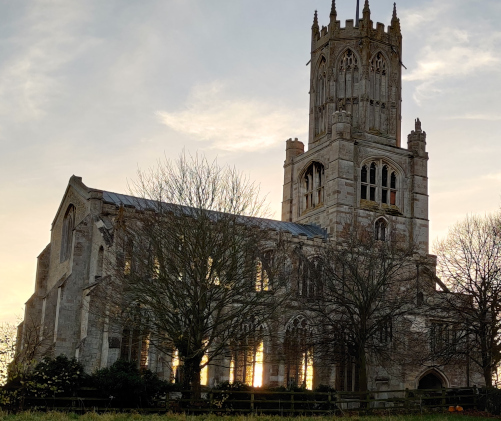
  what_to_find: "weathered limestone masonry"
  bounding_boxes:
[17,1,485,393]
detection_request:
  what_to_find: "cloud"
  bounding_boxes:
[401,0,501,105]
[156,82,305,152]
[0,2,97,121]
[445,114,501,121]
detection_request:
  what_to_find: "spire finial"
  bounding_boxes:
[392,2,397,19]
[331,0,336,17]
[355,0,360,27]
[312,10,319,35]
[364,0,370,12]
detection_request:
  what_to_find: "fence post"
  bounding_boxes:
[404,388,409,410]
[251,391,254,413]
[441,388,446,408]
[291,390,294,415]
[209,392,213,414]
[473,385,477,410]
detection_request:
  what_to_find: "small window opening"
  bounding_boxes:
[375,219,387,241]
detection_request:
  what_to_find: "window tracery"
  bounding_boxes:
[231,320,264,387]
[369,52,388,133]
[284,316,313,389]
[360,160,399,208]
[60,205,75,262]
[298,256,324,300]
[314,57,327,136]
[301,162,325,213]
[337,49,360,126]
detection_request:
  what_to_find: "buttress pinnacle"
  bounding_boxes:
[313,10,319,28]
[330,0,336,16]
[363,0,370,12]
[392,2,398,20]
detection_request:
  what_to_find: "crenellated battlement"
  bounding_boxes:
[308,1,403,147]
[311,1,401,50]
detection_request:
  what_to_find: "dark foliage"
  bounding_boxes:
[91,359,168,407]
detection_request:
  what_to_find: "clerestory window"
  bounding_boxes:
[360,161,398,207]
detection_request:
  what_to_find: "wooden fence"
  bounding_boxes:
[12,386,481,414]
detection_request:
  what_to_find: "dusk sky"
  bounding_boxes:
[1,0,501,324]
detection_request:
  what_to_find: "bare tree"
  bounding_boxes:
[102,153,288,398]
[307,220,416,394]
[434,213,501,387]
[0,322,17,385]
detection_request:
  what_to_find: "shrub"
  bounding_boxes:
[24,355,86,398]
[91,359,168,407]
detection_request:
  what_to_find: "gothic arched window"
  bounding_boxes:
[301,162,325,213]
[60,205,75,262]
[284,316,313,389]
[360,160,399,208]
[314,57,327,136]
[298,257,323,300]
[337,49,360,125]
[231,321,264,387]
[255,250,273,292]
[369,52,389,133]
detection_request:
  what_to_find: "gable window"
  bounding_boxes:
[360,161,399,207]
[60,205,75,262]
[301,162,325,213]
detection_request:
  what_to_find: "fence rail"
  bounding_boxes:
[6,386,483,415]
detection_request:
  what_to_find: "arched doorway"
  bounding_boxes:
[418,372,443,389]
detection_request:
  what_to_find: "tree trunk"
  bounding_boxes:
[357,345,369,409]
[181,356,203,403]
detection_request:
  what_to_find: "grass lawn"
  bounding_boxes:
[0,413,497,421]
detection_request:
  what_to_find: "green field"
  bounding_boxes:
[0,413,496,421]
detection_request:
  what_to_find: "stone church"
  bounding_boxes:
[16,1,484,391]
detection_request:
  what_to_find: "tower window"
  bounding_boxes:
[301,162,325,213]
[360,161,399,208]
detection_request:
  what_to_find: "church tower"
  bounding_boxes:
[282,1,430,255]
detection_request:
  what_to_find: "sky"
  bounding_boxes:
[1,0,501,324]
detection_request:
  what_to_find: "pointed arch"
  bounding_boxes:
[284,315,314,389]
[231,318,266,386]
[314,55,328,136]
[336,48,361,126]
[416,368,449,389]
[369,51,390,133]
[374,217,389,241]
[299,161,325,214]
[359,157,403,209]
[60,204,76,262]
